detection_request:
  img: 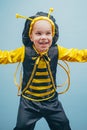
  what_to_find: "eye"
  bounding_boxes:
[46,32,52,35]
[35,32,41,35]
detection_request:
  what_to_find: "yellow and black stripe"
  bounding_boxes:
[22,56,56,101]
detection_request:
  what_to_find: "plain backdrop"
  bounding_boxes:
[0,0,87,130]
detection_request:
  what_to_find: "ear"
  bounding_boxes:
[29,34,33,42]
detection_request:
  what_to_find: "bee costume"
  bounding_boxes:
[1,8,87,130]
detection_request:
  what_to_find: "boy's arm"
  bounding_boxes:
[58,45,87,62]
[0,46,25,64]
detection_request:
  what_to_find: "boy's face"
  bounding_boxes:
[30,20,53,53]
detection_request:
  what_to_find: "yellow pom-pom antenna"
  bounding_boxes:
[16,8,55,37]
[16,13,33,21]
[16,8,54,21]
[48,8,54,18]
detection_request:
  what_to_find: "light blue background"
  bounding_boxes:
[0,0,87,130]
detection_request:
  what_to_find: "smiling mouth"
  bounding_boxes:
[39,42,49,44]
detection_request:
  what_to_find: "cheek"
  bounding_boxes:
[33,42,39,49]
[49,37,53,44]
[30,35,38,43]
[33,39,38,45]
[30,34,36,42]
[49,35,52,41]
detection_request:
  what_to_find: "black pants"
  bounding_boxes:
[13,93,71,130]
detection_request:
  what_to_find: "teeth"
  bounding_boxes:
[39,42,48,44]
[39,40,48,44]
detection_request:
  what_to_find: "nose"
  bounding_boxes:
[40,34,46,39]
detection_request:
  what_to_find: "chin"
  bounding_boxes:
[39,49,46,52]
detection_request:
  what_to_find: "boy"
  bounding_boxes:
[0,8,87,130]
